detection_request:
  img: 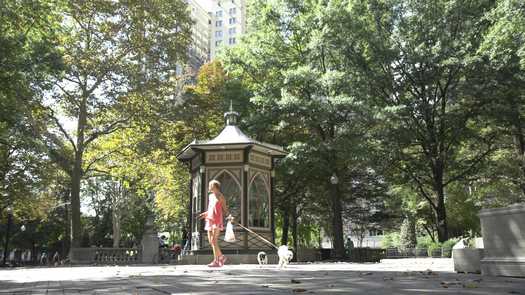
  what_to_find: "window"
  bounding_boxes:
[216,10,223,17]
[229,17,236,24]
[369,229,384,236]
[248,174,270,228]
[229,7,236,15]
[214,171,241,221]
[215,20,222,27]
[215,40,222,46]
[228,27,236,35]
[215,30,223,38]
[229,37,236,45]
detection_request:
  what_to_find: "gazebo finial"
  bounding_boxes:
[224,100,239,126]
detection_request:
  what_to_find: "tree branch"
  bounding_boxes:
[46,108,77,152]
[84,117,130,147]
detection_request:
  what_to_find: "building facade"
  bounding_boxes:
[185,0,248,73]
[187,0,213,72]
[207,0,247,59]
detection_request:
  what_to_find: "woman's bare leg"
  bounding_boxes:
[213,229,222,257]
[208,230,217,259]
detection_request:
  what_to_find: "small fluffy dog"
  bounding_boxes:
[257,251,268,266]
[257,246,293,268]
[277,245,294,269]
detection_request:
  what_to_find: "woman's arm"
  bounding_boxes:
[219,194,229,217]
[197,211,208,219]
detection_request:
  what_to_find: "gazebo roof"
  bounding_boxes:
[176,104,287,161]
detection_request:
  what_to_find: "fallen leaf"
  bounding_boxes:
[293,288,307,293]
[291,279,302,284]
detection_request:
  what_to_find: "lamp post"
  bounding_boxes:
[2,206,13,266]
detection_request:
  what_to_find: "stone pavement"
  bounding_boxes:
[1,258,524,294]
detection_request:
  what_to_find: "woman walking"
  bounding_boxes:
[199,180,230,267]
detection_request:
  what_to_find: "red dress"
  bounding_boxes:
[204,193,224,231]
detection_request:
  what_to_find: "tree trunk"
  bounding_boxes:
[70,100,87,248]
[435,179,448,242]
[63,188,71,255]
[112,211,121,248]
[331,183,345,258]
[281,205,290,246]
[291,207,298,262]
[515,125,525,197]
[112,182,122,248]
[70,153,82,248]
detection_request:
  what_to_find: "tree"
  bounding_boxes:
[324,0,497,242]
[0,0,65,229]
[478,0,525,200]
[44,0,192,247]
[223,0,380,257]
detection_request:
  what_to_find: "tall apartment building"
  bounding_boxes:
[186,0,212,74]
[207,0,248,59]
[185,0,248,73]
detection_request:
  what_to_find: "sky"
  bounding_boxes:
[195,0,218,12]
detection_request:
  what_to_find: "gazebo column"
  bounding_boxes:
[242,147,251,250]
[188,171,193,249]
[270,169,275,245]
[199,153,206,249]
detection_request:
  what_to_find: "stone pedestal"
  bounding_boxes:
[141,216,159,264]
[480,203,525,277]
[453,249,484,273]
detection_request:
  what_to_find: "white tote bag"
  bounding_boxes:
[224,221,236,242]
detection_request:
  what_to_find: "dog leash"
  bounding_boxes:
[232,221,279,250]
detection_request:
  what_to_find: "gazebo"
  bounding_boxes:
[177,105,287,254]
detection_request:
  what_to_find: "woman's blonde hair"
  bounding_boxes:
[209,179,221,190]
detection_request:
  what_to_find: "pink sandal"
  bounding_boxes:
[218,255,227,266]
[208,258,220,267]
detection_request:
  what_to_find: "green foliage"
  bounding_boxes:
[381,232,401,249]
[442,238,459,251]
[4,0,525,254]
[0,0,67,236]
[416,236,435,249]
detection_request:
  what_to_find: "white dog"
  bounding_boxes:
[277,245,294,269]
[257,251,268,266]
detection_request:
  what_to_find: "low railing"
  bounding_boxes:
[94,248,140,264]
[385,247,452,258]
[70,247,141,264]
[347,248,386,262]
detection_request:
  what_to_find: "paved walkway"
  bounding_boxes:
[1,259,524,294]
